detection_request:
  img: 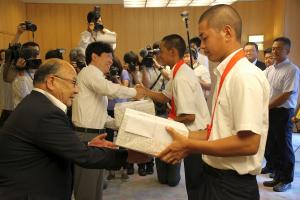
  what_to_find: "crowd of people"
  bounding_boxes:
[0,3,299,200]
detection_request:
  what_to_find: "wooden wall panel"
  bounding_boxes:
[284,0,300,66]
[22,0,295,63]
[0,0,29,49]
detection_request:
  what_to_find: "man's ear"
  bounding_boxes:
[45,76,55,91]
[223,25,233,42]
[91,53,98,62]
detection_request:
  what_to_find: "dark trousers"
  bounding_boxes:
[267,108,295,183]
[183,154,204,200]
[0,110,12,127]
[155,158,181,187]
[199,162,259,200]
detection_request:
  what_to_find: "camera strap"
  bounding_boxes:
[150,73,162,90]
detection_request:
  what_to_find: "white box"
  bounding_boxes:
[114,99,155,128]
[115,109,189,156]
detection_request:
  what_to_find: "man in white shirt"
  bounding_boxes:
[159,5,269,200]
[263,37,299,192]
[78,9,116,52]
[72,41,144,200]
[190,37,209,70]
[141,34,210,198]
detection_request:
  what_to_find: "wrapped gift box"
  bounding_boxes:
[114,99,155,128]
[115,109,189,156]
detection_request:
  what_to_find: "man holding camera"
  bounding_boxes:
[78,7,116,52]
[72,41,144,200]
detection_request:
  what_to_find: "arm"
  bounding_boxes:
[159,128,260,164]
[269,91,292,109]
[174,113,195,124]
[144,87,170,103]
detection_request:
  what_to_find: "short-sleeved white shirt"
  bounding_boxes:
[202,49,270,175]
[162,63,210,131]
[264,58,300,109]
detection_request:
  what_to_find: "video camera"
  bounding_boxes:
[92,6,104,31]
[139,46,160,68]
[20,21,37,32]
[5,44,41,70]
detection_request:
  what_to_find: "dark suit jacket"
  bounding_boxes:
[255,60,266,71]
[0,91,127,200]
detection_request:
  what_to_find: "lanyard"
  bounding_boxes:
[206,50,245,140]
[168,60,185,119]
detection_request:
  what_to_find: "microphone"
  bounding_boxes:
[180,11,189,21]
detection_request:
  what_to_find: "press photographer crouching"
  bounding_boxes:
[7,45,42,108]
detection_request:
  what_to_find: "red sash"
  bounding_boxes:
[168,60,185,119]
[206,49,245,140]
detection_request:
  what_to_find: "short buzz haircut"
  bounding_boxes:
[85,41,113,65]
[190,37,201,47]
[263,48,272,56]
[244,42,259,51]
[162,34,186,58]
[198,4,242,41]
[33,58,61,85]
[273,37,291,49]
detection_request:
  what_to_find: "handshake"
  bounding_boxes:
[133,84,148,100]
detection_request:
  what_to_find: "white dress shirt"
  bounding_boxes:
[0,64,13,111]
[12,71,34,109]
[78,29,116,51]
[202,49,270,175]
[162,63,210,131]
[72,64,136,129]
[264,58,300,109]
[33,88,67,113]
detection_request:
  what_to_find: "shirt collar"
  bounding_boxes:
[89,64,105,77]
[214,48,243,76]
[274,58,290,69]
[33,88,67,113]
[252,59,258,65]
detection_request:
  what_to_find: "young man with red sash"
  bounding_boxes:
[158,5,270,200]
[141,34,210,198]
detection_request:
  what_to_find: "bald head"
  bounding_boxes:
[198,4,242,41]
[33,58,75,86]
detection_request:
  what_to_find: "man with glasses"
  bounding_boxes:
[263,37,299,192]
[0,58,146,199]
[72,41,145,200]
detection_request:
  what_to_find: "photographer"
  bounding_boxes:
[69,47,86,73]
[45,49,64,60]
[78,6,116,52]
[123,51,145,87]
[183,48,211,100]
[3,23,39,83]
[12,46,41,108]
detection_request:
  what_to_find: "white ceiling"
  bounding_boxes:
[21,0,255,4]
[21,0,123,4]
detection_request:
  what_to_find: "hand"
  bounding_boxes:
[88,134,118,149]
[127,150,152,164]
[134,84,146,100]
[152,58,161,69]
[15,58,26,69]
[158,127,189,164]
[291,116,298,123]
[88,22,95,32]
[17,24,26,35]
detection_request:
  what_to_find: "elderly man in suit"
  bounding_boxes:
[0,58,145,200]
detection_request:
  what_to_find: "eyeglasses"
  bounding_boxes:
[53,75,77,86]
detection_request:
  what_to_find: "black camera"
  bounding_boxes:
[18,47,41,70]
[139,47,160,68]
[5,43,22,63]
[93,6,104,31]
[20,21,37,32]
